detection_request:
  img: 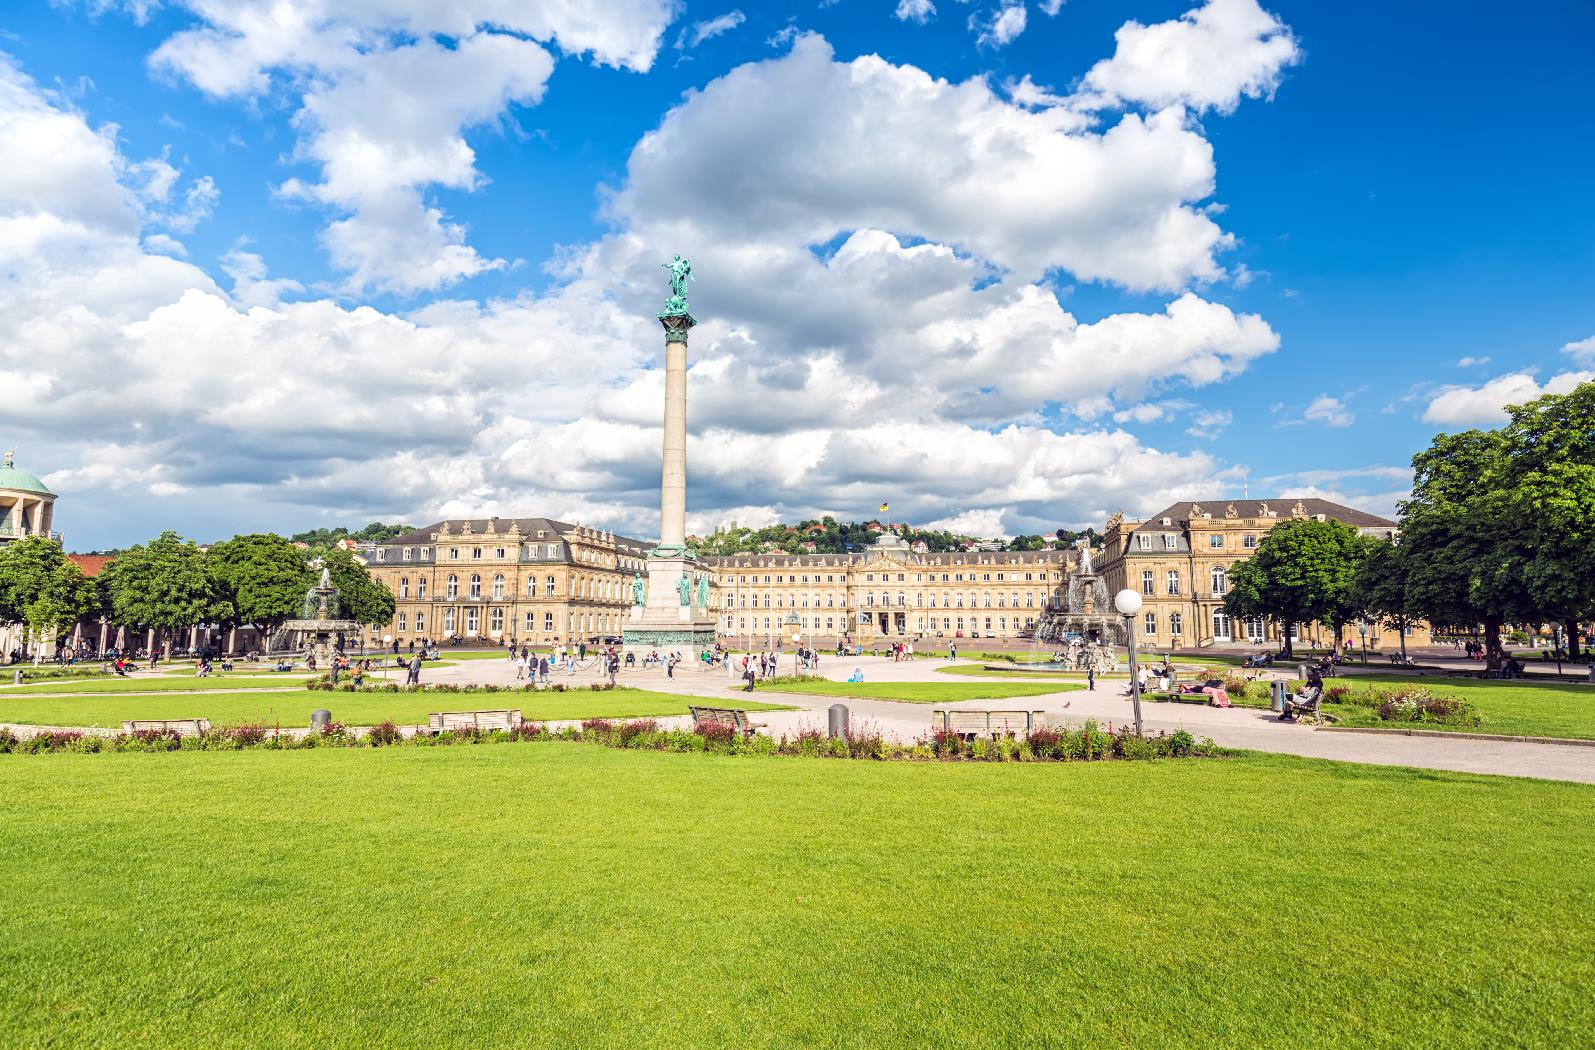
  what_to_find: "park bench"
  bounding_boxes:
[1386,652,1415,666]
[425,709,523,734]
[122,718,210,737]
[931,709,1046,739]
[688,706,767,738]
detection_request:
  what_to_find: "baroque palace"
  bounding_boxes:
[363,499,1419,651]
[363,521,1072,648]
[1095,497,1429,652]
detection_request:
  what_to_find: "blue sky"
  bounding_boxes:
[2,0,1592,549]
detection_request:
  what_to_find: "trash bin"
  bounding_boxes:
[828,703,850,741]
[12,669,21,686]
[311,709,331,729]
[1587,665,1595,685]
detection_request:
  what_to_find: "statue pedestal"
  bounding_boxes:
[622,553,717,653]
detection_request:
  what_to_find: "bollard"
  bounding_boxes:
[1270,681,1285,713]
[828,703,850,741]
[1298,663,1310,684]
[13,669,21,686]
[311,709,331,729]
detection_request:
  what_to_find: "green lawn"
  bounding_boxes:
[1,675,307,694]
[752,679,1078,704]
[1322,675,1595,740]
[0,747,1589,1047]
[934,663,1130,679]
[0,688,793,729]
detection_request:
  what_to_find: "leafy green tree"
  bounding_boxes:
[0,537,100,659]
[208,533,314,641]
[1222,518,1369,657]
[1006,535,1046,551]
[1355,538,1420,662]
[99,531,228,651]
[313,545,395,627]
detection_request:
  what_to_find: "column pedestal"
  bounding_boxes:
[623,553,717,653]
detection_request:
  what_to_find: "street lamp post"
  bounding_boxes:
[1358,620,1369,666]
[1114,588,1145,737]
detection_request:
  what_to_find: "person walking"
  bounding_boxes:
[1087,664,1096,691]
[407,653,422,686]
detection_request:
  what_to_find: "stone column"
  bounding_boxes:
[657,313,696,549]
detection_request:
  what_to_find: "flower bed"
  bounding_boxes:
[0,718,1224,763]
[304,678,619,694]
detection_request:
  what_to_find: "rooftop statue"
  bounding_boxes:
[660,254,693,316]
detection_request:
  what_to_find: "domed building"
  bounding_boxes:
[0,449,58,544]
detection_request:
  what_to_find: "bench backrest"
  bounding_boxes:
[690,706,747,727]
[429,709,523,731]
[931,710,1044,736]
[122,718,210,737]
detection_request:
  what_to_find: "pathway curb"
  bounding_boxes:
[1316,726,1595,748]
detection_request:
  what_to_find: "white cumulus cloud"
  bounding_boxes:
[1422,372,1593,427]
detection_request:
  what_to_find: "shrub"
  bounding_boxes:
[223,723,270,748]
[1113,729,1157,761]
[25,730,83,753]
[693,719,736,748]
[930,727,964,758]
[1222,676,1250,695]
[845,718,885,760]
[580,718,616,734]
[319,720,350,742]
[1026,726,1063,759]
[1167,729,1196,757]
[618,719,659,745]
[367,721,401,747]
[507,722,547,742]
[0,728,16,754]
[128,727,182,752]
[1377,689,1482,727]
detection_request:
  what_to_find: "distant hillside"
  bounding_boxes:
[692,517,1100,556]
[288,522,415,547]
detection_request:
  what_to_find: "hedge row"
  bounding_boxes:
[0,718,1223,762]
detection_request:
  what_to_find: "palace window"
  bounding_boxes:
[1170,612,1183,636]
[1138,535,1152,550]
[397,613,406,632]
[1141,570,1154,596]
[1144,612,1156,635]
[545,612,554,631]
[495,547,506,560]
[469,574,481,598]
[1164,535,1178,550]
[444,608,456,633]
[546,575,555,597]
[492,574,505,599]
[1167,571,1181,596]
[1211,567,1227,596]
[1212,610,1231,641]
[897,593,906,606]
[415,612,426,633]
[472,548,482,560]
[1025,593,1034,607]
[375,549,385,562]
[466,608,479,634]
[490,608,504,633]
[419,548,429,560]
[450,548,459,560]
[446,575,459,599]
[399,577,409,599]
[1210,534,1224,549]
[1025,573,1033,581]
[1243,534,1258,549]
[866,573,875,582]
[525,611,536,631]
[417,577,427,599]
[527,577,536,597]
[403,548,412,562]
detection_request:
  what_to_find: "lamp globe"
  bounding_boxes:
[1114,589,1143,617]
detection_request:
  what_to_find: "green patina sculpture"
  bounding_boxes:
[676,573,692,606]
[695,574,709,608]
[632,572,645,607]
[659,254,693,317]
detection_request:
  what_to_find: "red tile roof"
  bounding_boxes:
[68,554,113,577]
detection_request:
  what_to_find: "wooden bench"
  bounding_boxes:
[122,718,210,737]
[688,706,767,738]
[426,709,523,734]
[931,709,1045,738]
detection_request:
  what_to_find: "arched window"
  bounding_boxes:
[1167,570,1181,596]
[399,577,409,599]
[466,607,479,634]
[445,575,458,599]
[897,593,905,607]
[492,574,505,599]
[469,574,481,598]
[443,608,456,633]
[545,575,555,597]
[1210,567,1227,596]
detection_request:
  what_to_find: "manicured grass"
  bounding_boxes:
[1320,675,1595,740]
[751,679,1078,704]
[0,688,794,728]
[2,675,307,694]
[934,663,1130,679]
[0,747,1589,1047]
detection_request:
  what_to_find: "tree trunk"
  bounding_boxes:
[1483,614,1504,669]
[1398,620,1408,662]
[1281,619,1294,658]
[1566,617,1582,660]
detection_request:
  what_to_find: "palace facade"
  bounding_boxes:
[701,533,1070,645]
[362,518,650,648]
[1094,498,1428,652]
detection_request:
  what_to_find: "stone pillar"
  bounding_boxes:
[658,313,695,550]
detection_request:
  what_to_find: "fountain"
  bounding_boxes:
[1021,539,1124,673]
[273,568,359,667]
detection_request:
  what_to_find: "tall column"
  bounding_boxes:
[658,313,695,549]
